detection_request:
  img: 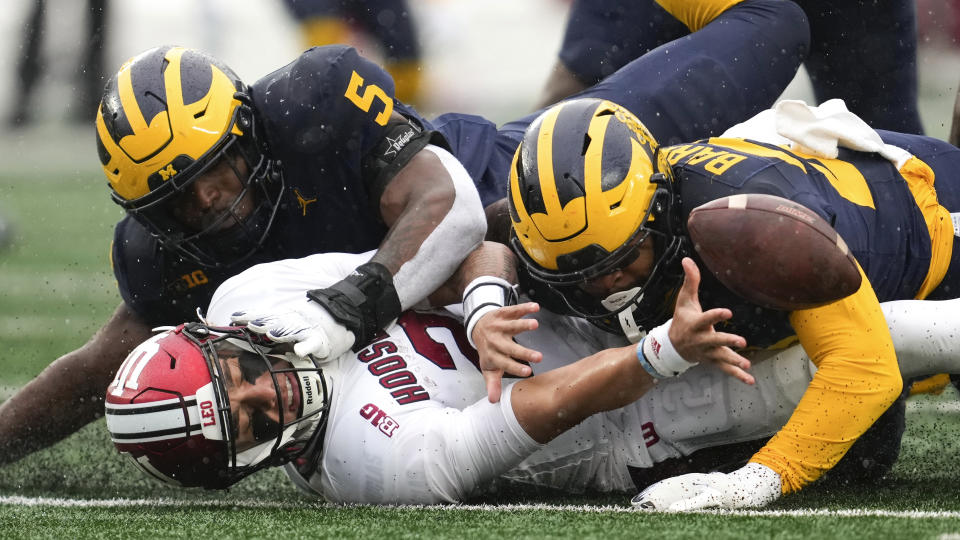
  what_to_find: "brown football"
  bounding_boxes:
[686,193,861,311]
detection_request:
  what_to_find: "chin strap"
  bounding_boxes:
[306,262,402,351]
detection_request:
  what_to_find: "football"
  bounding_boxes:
[686,193,861,311]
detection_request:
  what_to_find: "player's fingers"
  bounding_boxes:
[484,369,504,403]
[668,488,722,512]
[230,311,256,325]
[494,302,540,320]
[713,345,751,369]
[244,318,274,334]
[294,333,330,359]
[695,307,734,329]
[678,257,702,306]
[706,330,747,350]
[505,341,542,364]
[482,349,532,377]
[502,359,532,378]
[716,360,755,385]
[493,317,539,337]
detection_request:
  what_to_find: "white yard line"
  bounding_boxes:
[2,495,960,518]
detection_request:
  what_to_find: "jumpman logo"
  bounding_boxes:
[294,188,317,216]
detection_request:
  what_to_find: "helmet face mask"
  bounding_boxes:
[97,46,284,269]
[509,98,688,340]
[120,139,284,269]
[105,323,329,489]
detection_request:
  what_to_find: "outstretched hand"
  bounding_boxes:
[670,258,754,385]
[471,302,543,403]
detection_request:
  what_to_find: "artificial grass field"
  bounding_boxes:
[2,130,960,538]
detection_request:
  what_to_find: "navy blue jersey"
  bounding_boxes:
[114,46,429,326]
[665,134,960,346]
[556,0,922,134]
[112,0,810,327]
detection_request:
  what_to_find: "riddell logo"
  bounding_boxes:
[302,376,314,405]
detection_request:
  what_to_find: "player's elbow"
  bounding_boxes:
[874,357,904,409]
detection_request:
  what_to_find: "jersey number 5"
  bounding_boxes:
[344,71,393,126]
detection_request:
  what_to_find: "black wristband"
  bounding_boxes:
[306,262,402,350]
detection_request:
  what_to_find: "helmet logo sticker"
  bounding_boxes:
[158,164,178,181]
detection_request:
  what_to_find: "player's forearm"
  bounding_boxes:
[754,280,902,492]
[0,303,149,465]
[749,354,901,492]
[427,241,517,307]
[373,145,486,310]
[0,351,109,463]
[512,344,656,443]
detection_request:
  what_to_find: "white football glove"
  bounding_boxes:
[231,306,356,361]
[631,463,781,511]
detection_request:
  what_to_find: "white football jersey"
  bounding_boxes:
[206,252,815,503]
[502,309,814,493]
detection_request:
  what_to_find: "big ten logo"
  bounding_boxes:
[199,400,217,427]
[664,144,747,176]
[659,374,720,414]
[180,270,208,289]
[359,403,399,437]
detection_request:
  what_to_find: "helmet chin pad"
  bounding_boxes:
[550,234,688,338]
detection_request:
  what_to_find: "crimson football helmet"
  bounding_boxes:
[104,323,329,489]
[95,46,283,269]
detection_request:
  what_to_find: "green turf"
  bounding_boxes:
[0,164,122,386]
[3,140,960,538]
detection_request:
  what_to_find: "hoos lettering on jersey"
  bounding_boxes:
[356,312,480,406]
[359,403,399,437]
[357,340,430,405]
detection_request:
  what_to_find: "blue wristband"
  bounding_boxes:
[636,337,667,380]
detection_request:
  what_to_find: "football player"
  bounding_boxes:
[0,0,808,468]
[493,95,960,509]
[104,244,960,503]
[540,0,924,135]
[279,0,423,105]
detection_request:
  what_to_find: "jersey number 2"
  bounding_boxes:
[397,312,480,371]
